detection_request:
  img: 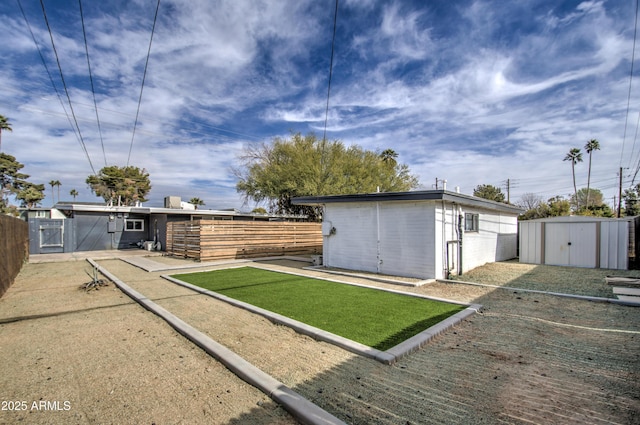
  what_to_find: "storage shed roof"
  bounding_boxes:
[523,215,637,223]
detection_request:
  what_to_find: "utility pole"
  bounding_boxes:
[618,167,623,218]
[502,178,514,203]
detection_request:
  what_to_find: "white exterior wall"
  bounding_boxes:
[323,201,436,278]
[519,221,543,264]
[322,203,378,273]
[322,200,519,279]
[378,202,435,278]
[461,207,518,272]
[434,202,461,279]
[600,221,629,270]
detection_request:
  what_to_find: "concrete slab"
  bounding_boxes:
[29,248,162,263]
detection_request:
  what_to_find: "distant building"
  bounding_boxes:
[24,197,304,255]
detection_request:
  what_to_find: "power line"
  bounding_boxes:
[16,0,81,150]
[126,0,161,167]
[0,81,265,143]
[622,0,639,171]
[322,0,339,144]
[3,97,263,148]
[79,0,107,166]
[38,0,96,175]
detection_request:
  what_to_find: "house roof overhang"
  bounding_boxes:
[293,190,525,215]
[52,203,307,219]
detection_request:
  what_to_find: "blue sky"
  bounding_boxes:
[1,0,636,210]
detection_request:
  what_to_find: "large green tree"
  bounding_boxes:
[519,195,571,220]
[571,188,612,217]
[571,188,603,210]
[86,165,151,206]
[473,184,507,203]
[623,184,640,216]
[235,133,419,219]
[0,115,12,152]
[0,153,43,212]
[17,183,46,208]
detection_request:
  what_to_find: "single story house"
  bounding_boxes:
[24,197,305,255]
[519,215,640,270]
[293,189,524,279]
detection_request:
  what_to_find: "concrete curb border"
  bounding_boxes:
[437,278,640,307]
[122,255,313,273]
[163,266,481,364]
[302,266,434,287]
[88,259,346,425]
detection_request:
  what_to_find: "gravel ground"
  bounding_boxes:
[1,256,639,424]
[0,261,295,425]
[449,259,640,298]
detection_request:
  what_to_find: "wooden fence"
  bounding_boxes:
[166,220,322,261]
[0,215,29,298]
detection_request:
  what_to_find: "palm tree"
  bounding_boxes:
[0,115,13,152]
[380,148,398,166]
[49,180,61,205]
[584,139,600,208]
[189,197,205,210]
[563,148,583,210]
[70,189,79,200]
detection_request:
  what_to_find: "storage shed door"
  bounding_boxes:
[544,222,597,268]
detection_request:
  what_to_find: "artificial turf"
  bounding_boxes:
[172,267,465,351]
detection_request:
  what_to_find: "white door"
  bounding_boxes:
[544,223,597,268]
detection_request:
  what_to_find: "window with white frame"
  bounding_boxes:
[464,213,479,232]
[125,219,144,231]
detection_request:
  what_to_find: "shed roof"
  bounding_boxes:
[293,190,524,215]
[522,215,637,223]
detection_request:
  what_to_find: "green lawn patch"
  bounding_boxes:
[171,267,465,351]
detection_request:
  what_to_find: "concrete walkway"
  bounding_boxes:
[28,248,164,263]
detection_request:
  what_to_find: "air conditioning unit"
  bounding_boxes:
[164,196,181,209]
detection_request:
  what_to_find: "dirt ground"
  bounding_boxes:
[1,255,639,424]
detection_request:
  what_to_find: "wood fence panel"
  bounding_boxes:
[166,220,322,261]
[0,215,29,298]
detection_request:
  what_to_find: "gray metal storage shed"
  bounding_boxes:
[519,216,639,270]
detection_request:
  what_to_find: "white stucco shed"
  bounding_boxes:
[293,190,524,280]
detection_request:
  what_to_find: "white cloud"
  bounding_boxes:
[0,0,634,209]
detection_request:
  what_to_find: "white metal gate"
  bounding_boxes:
[544,222,597,268]
[38,219,65,253]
